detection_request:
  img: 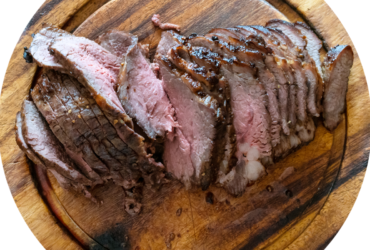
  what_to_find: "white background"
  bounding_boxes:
[0,0,369,249]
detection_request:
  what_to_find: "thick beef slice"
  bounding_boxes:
[219,61,270,195]
[187,36,281,147]
[15,112,45,166]
[34,78,112,182]
[167,45,229,186]
[96,30,138,60]
[49,35,148,158]
[322,45,354,131]
[221,26,290,135]
[32,84,106,185]
[15,111,96,201]
[28,23,71,70]
[21,100,91,186]
[158,57,218,189]
[117,43,176,139]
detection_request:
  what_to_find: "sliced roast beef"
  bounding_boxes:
[180,38,271,195]
[49,34,149,158]
[294,22,323,77]
[294,22,324,113]
[187,36,281,147]
[117,43,176,139]
[28,23,71,71]
[266,19,321,117]
[167,45,230,186]
[21,100,91,186]
[32,73,112,181]
[16,111,96,201]
[96,30,138,60]
[219,61,271,195]
[157,56,219,190]
[322,45,354,131]
[155,30,184,60]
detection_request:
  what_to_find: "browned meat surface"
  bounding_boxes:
[266,19,321,117]
[267,27,315,148]
[294,22,324,113]
[152,14,181,31]
[237,26,290,135]
[15,111,96,202]
[96,30,138,60]
[49,34,149,158]
[118,43,177,139]
[21,100,92,186]
[322,45,354,131]
[187,36,281,147]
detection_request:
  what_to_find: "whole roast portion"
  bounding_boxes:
[17,18,353,215]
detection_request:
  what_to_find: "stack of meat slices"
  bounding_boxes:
[17,18,353,215]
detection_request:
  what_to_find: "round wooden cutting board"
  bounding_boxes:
[1,0,369,249]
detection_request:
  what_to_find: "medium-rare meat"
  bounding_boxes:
[152,14,181,31]
[21,100,91,186]
[15,111,96,202]
[117,43,177,139]
[212,26,289,136]
[181,37,271,194]
[167,45,231,187]
[245,26,303,154]
[49,34,150,159]
[322,45,354,131]
[187,36,281,147]
[266,19,321,117]
[219,61,271,195]
[96,30,138,60]
[28,23,71,71]
[157,56,219,190]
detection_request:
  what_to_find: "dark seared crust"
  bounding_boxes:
[168,46,230,189]
[49,35,148,158]
[294,21,324,113]
[187,36,281,146]
[15,111,96,202]
[158,57,219,190]
[33,76,112,180]
[266,19,307,49]
[322,45,354,131]
[266,20,321,117]
[21,100,91,186]
[56,71,144,187]
[207,28,271,54]
[28,23,71,71]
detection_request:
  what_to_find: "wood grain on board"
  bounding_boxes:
[0,0,368,249]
